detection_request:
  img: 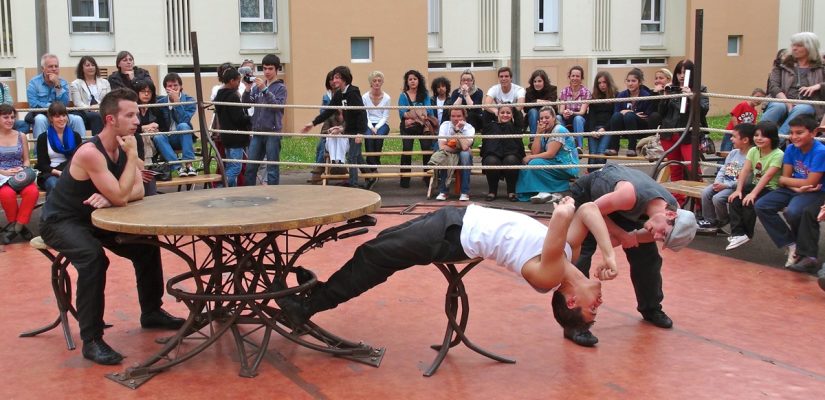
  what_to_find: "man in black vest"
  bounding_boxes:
[40,88,184,365]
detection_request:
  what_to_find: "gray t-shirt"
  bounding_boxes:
[572,164,677,221]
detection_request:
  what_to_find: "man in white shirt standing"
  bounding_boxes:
[433,108,475,201]
[483,66,526,127]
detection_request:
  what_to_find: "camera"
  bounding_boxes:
[238,66,254,84]
[664,85,681,94]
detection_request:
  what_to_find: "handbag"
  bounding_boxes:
[146,163,172,181]
[7,167,37,192]
[700,133,716,155]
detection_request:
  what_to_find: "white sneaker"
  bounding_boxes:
[436,193,448,201]
[725,235,750,250]
[530,192,553,204]
[459,193,470,201]
[784,243,798,268]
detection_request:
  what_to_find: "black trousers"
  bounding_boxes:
[400,123,433,185]
[728,184,768,238]
[482,154,521,195]
[571,188,664,315]
[307,207,468,315]
[40,219,165,342]
[796,200,825,258]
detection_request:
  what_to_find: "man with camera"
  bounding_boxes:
[243,54,287,186]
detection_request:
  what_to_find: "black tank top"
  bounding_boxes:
[41,136,127,223]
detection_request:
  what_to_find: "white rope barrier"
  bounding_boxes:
[210,127,682,140]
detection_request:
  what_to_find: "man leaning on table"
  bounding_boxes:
[39,88,184,366]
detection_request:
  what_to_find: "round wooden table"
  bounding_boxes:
[92,185,384,389]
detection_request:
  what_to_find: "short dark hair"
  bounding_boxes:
[47,101,68,118]
[788,114,818,132]
[324,70,335,91]
[332,65,353,86]
[449,108,466,117]
[431,76,451,96]
[755,120,780,149]
[733,123,756,143]
[497,66,512,78]
[162,72,183,88]
[261,54,281,68]
[0,103,16,117]
[551,291,593,332]
[132,79,157,104]
[75,56,100,80]
[221,67,241,83]
[100,88,139,122]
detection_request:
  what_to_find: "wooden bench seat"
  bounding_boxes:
[156,173,223,190]
[660,180,707,199]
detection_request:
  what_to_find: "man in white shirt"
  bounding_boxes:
[483,67,526,127]
[433,108,475,201]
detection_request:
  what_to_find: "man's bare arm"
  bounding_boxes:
[70,136,141,206]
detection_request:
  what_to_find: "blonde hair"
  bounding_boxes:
[656,68,673,81]
[367,70,384,83]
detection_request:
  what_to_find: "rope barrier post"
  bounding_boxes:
[690,9,704,181]
[190,31,212,175]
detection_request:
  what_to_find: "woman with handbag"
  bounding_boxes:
[70,56,111,136]
[0,104,37,244]
[398,70,435,188]
[35,102,83,194]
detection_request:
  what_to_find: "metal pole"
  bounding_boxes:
[690,9,703,181]
[510,0,520,83]
[34,0,48,59]
[189,31,212,175]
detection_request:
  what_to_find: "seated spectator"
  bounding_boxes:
[480,105,524,202]
[310,70,336,184]
[431,108,474,201]
[362,70,391,189]
[430,76,450,124]
[516,106,579,203]
[213,67,251,188]
[25,54,86,140]
[787,200,825,278]
[322,110,348,169]
[70,56,110,136]
[726,121,783,250]
[605,68,655,157]
[524,69,558,136]
[155,73,198,177]
[134,79,168,194]
[0,104,37,244]
[697,123,755,234]
[558,66,591,151]
[108,50,153,92]
[721,88,765,152]
[586,71,618,167]
[1,81,30,133]
[755,115,825,267]
[761,32,824,136]
[447,69,484,132]
[483,67,526,129]
[35,102,83,194]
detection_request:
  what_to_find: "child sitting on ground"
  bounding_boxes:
[697,123,755,234]
[720,88,765,152]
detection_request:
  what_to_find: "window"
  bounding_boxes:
[535,0,560,33]
[641,0,663,32]
[240,0,276,33]
[427,60,497,70]
[69,0,112,33]
[351,37,372,63]
[728,35,741,56]
[596,57,666,66]
[0,0,13,56]
[428,0,441,49]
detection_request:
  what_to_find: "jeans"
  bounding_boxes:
[559,114,586,148]
[13,120,29,134]
[607,112,647,152]
[438,150,472,195]
[720,133,733,152]
[527,108,540,135]
[224,147,245,187]
[796,200,825,258]
[760,102,815,135]
[700,185,734,225]
[586,127,612,169]
[364,124,389,170]
[755,188,825,248]
[314,137,327,164]
[244,134,281,185]
[80,111,104,136]
[41,175,59,195]
[347,136,364,186]
[153,124,196,170]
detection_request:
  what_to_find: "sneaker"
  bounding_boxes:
[696,220,719,235]
[784,243,798,268]
[603,149,618,156]
[436,193,448,201]
[725,235,750,250]
[365,178,378,190]
[626,150,638,157]
[530,192,553,204]
[788,257,819,273]
[187,166,198,176]
[459,193,470,201]
[140,308,186,330]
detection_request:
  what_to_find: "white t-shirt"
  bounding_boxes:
[460,204,571,281]
[437,120,475,146]
[486,84,526,104]
[362,91,391,129]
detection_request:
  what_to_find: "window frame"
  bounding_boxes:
[727,35,742,56]
[535,0,560,33]
[351,37,373,63]
[68,0,113,34]
[640,0,664,33]
[239,0,277,34]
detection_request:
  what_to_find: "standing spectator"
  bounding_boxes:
[480,105,524,202]
[243,54,287,186]
[35,102,83,195]
[761,32,824,135]
[397,70,435,189]
[25,54,86,140]
[721,88,765,152]
[309,70,336,184]
[432,108,474,201]
[1,81,30,133]
[362,70,391,189]
[524,69,558,136]
[0,104,37,244]
[155,73,198,177]
[483,67,526,129]
[214,68,251,187]
[447,69,484,132]
[517,106,579,202]
[605,68,655,157]
[107,50,153,92]
[558,66,591,151]
[586,71,618,167]
[755,115,825,267]
[71,56,111,136]
[697,123,755,234]
[430,76,451,124]
[726,121,784,250]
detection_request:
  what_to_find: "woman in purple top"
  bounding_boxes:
[558,66,591,150]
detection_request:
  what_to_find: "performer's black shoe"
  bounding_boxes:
[641,310,673,329]
[563,327,598,347]
[277,295,312,330]
[140,308,185,330]
[82,338,123,365]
